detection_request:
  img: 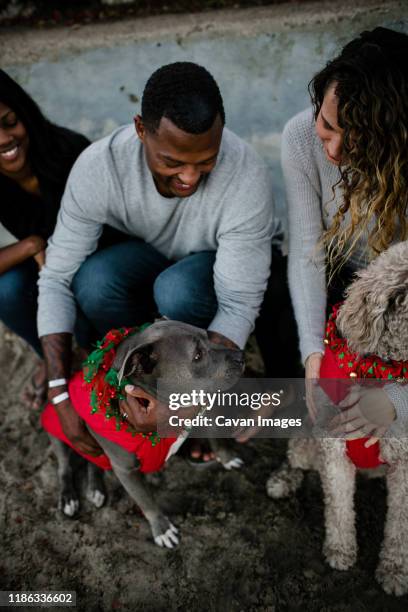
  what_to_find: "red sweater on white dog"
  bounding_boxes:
[320,305,408,469]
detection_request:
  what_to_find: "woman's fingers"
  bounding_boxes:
[364,426,388,447]
[329,416,365,436]
[305,353,323,423]
[305,378,319,423]
[329,405,361,430]
[338,386,361,408]
[343,423,376,440]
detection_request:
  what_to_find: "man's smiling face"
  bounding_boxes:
[135,114,223,198]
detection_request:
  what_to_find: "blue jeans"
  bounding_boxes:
[0,259,43,356]
[0,242,218,355]
[72,240,218,348]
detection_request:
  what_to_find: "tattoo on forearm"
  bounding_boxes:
[41,333,73,380]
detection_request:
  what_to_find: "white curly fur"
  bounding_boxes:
[267,241,408,595]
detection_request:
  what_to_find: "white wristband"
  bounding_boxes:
[48,378,67,388]
[51,391,69,405]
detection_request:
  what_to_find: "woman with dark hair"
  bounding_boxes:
[0,69,90,407]
[283,27,408,433]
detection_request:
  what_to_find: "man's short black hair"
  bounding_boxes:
[141,62,225,134]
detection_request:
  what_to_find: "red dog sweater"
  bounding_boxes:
[320,305,408,469]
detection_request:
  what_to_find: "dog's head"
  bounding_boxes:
[112,319,244,395]
[337,241,408,361]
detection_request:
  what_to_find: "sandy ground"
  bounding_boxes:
[1,322,408,611]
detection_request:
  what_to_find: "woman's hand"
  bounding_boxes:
[328,385,396,447]
[25,234,46,257]
[305,352,323,422]
[0,235,46,275]
[118,385,161,434]
[33,249,46,269]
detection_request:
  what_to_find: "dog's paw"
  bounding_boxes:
[323,543,357,571]
[59,494,80,518]
[218,456,244,471]
[213,447,244,471]
[86,464,106,509]
[376,562,408,596]
[150,515,179,549]
[86,488,106,509]
[266,464,303,499]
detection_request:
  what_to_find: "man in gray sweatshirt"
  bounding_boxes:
[38,62,282,454]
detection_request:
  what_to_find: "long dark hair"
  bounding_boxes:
[0,69,85,188]
[309,27,408,265]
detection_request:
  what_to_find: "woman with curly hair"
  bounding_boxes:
[0,70,90,407]
[283,27,408,434]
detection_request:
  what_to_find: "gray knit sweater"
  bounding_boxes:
[282,108,408,426]
[38,125,279,349]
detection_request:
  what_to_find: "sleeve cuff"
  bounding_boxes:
[208,310,253,349]
[300,339,325,366]
[384,383,408,436]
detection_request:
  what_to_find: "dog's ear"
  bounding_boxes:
[338,242,408,356]
[112,336,158,383]
[337,275,386,355]
[120,344,158,382]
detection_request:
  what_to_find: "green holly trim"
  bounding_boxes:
[83,324,160,447]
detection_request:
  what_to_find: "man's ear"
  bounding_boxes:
[134,115,145,142]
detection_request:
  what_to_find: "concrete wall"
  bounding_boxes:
[1,0,407,244]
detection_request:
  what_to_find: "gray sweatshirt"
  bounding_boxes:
[282,108,408,425]
[38,124,278,349]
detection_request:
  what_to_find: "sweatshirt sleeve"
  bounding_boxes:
[282,116,327,363]
[37,151,106,337]
[207,163,274,349]
[385,384,408,434]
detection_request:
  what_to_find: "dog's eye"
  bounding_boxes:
[193,349,203,362]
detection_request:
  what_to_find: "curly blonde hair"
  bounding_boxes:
[309,28,408,271]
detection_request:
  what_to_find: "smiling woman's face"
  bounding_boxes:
[315,83,344,166]
[0,101,30,179]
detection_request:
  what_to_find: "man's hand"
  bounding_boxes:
[233,384,297,443]
[233,399,275,443]
[329,385,396,447]
[305,352,323,423]
[42,332,102,455]
[52,397,103,456]
[207,330,239,350]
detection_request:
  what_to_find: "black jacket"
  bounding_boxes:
[0,126,90,241]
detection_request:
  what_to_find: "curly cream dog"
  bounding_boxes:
[267,241,408,596]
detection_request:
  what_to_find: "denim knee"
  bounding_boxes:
[0,265,37,316]
[153,268,191,320]
[154,263,217,325]
[72,257,111,317]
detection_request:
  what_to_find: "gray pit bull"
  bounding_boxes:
[48,320,244,548]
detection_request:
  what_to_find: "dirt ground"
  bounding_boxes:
[0,322,407,611]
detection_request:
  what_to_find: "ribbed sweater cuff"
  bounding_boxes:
[300,339,325,366]
[385,384,408,435]
[208,311,252,350]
